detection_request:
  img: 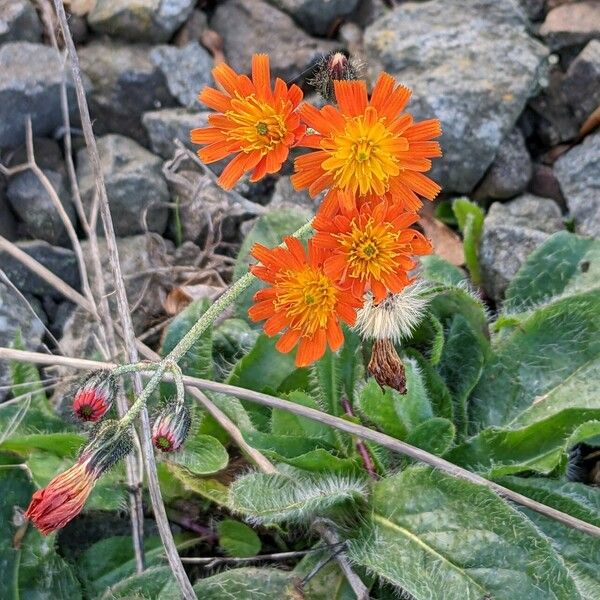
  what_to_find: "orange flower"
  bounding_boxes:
[291,73,442,211]
[25,422,132,535]
[191,54,305,189]
[248,237,362,366]
[312,198,432,303]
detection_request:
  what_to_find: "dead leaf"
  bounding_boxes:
[63,0,97,16]
[163,284,222,316]
[418,203,465,267]
[579,103,600,139]
[201,29,226,66]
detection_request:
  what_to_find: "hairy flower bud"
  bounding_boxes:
[308,50,361,102]
[152,403,191,452]
[72,370,116,422]
[24,420,132,535]
[368,338,407,394]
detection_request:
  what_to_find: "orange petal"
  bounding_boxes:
[198,87,231,112]
[212,63,241,95]
[248,300,274,322]
[326,317,344,351]
[334,80,368,117]
[404,119,442,141]
[380,84,411,121]
[276,328,301,353]
[217,153,253,190]
[296,331,326,367]
[264,311,288,336]
[252,54,272,102]
[369,73,395,113]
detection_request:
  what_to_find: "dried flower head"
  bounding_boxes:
[312,197,432,302]
[291,72,442,211]
[72,370,116,422]
[152,402,192,452]
[192,54,305,189]
[25,421,132,535]
[308,50,363,102]
[368,338,407,393]
[248,237,362,367]
[354,281,430,343]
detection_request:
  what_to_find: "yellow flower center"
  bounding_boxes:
[274,267,338,334]
[226,94,288,155]
[321,114,405,196]
[336,218,399,281]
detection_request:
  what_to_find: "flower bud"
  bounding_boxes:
[152,403,191,452]
[368,338,407,394]
[72,370,116,422]
[309,50,361,102]
[24,420,132,535]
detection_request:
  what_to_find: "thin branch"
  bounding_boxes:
[3,346,600,541]
[52,2,193,594]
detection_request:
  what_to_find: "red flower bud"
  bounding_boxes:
[152,403,191,452]
[72,370,116,422]
[309,50,361,102]
[25,421,132,535]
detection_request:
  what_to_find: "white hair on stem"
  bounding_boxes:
[354,281,430,343]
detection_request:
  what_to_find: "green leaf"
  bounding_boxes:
[10,331,51,408]
[0,432,83,457]
[452,197,484,285]
[242,431,334,458]
[405,417,455,456]
[165,435,229,476]
[163,464,230,506]
[311,348,343,418]
[213,317,259,377]
[348,466,581,600]
[498,477,600,600]
[338,325,364,403]
[193,567,300,599]
[448,409,600,477]
[217,519,261,557]
[420,255,466,287]
[233,209,310,319]
[470,292,600,431]
[230,471,367,525]
[437,313,486,438]
[99,566,175,599]
[504,231,600,314]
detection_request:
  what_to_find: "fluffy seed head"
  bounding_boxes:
[354,281,430,343]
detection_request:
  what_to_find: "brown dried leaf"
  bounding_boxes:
[63,0,96,16]
[163,284,222,316]
[201,29,226,66]
[579,103,600,139]
[418,205,465,267]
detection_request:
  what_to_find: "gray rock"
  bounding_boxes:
[540,1,600,50]
[529,163,566,207]
[0,281,44,402]
[0,43,79,149]
[173,9,208,46]
[518,0,546,21]
[142,108,207,159]
[554,131,600,237]
[150,42,213,109]
[0,241,80,299]
[364,0,548,194]
[6,166,76,246]
[480,194,564,300]
[269,176,316,218]
[562,40,600,125]
[474,128,532,202]
[87,0,196,43]
[269,0,360,36]
[78,41,175,145]
[0,183,17,241]
[210,0,337,82]
[77,134,170,237]
[0,0,41,43]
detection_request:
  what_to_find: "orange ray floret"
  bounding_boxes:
[248,237,362,367]
[291,72,442,211]
[191,54,306,189]
[312,198,432,303]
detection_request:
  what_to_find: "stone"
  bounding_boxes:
[528,163,566,206]
[554,131,600,237]
[77,134,170,237]
[0,43,79,149]
[562,40,600,125]
[142,108,207,159]
[474,128,532,202]
[480,194,564,301]
[0,0,42,43]
[78,41,175,145]
[210,0,336,82]
[173,9,208,47]
[6,168,76,246]
[0,281,44,402]
[268,0,360,36]
[268,176,316,218]
[150,42,213,109]
[0,183,17,241]
[364,0,548,194]
[540,1,600,50]
[87,0,196,43]
[0,241,80,299]
[518,0,546,21]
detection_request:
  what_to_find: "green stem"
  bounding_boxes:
[117,219,314,428]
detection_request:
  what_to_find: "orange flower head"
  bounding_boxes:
[291,73,442,211]
[192,54,305,189]
[24,421,132,535]
[313,198,432,303]
[248,237,362,366]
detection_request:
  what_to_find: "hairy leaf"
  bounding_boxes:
[165,435,229,476]
[217,519,261,557]
[452,197,484,285]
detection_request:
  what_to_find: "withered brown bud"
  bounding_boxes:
[368,339,406,394]
[308,50,361,102]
